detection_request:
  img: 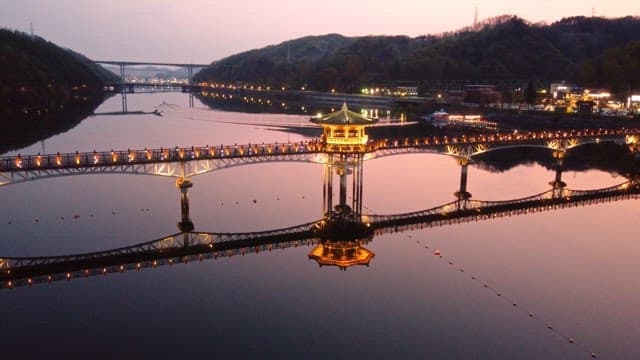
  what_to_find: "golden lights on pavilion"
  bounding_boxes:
[308,239,374,271]
[310,102,378,150]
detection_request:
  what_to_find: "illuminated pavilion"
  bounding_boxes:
[311,103,377,219]
[310,102,378,151]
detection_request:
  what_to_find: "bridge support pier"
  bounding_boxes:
[177,178,194,233]
[549,151,567,198]
[118,64,128,113]
[550,167,566,189]
[187,65,196,109]
[323,153,364,221]
[454,158,472,200]
[549,151,567,189]
[119,64,126,83]
[121,92,128,113]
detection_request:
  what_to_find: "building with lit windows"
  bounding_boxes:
[628,94,640,114]
[550,82,581,99]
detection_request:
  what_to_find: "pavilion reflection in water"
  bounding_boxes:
[308,239,374,270]
[308,215,376,271]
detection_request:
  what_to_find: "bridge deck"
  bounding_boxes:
[2,128,638,175]
[95,60,209,68]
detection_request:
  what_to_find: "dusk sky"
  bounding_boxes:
[1,0,638,64]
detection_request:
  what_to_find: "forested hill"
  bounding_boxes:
[0,28,118,111]
[194,16,640,93]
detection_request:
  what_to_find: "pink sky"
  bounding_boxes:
[1,0,638,64]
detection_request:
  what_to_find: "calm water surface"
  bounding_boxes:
[1,93,639,359]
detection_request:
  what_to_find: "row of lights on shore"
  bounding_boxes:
[199,82,339,93]
[202,91,391,119]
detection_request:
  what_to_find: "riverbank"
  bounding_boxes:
[486,110,640,130]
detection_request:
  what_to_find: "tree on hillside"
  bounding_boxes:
[194,17,640,93]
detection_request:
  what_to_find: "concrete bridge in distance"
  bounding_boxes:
[95,59,210,110]
[95,60,209,85]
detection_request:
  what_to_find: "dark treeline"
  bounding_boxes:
[195,16,640,94]
[0,28,118,153]
[0,28,117,116]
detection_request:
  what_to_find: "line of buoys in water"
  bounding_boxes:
[3,208,153,225]
[411,234,598,358]
[217,195,314,206]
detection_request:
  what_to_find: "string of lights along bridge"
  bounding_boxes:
[1,104,640,187]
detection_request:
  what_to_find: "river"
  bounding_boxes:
[0,92,638,359]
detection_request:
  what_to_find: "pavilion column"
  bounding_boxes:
[351,155,357,218]
[351,154,364,219]
[323,156,334,216]
[339,161,347,208]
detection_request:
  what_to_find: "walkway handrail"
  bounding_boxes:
[3,127,638,173]
[0,139,325,172]
[1,128,639,182]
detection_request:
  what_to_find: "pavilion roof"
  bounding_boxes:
[310,102,378,126]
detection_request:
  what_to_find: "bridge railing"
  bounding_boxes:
[2,128,639,173]
[0,140,327,172]
[363,128,640,152]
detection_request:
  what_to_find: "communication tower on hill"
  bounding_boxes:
[474,6,478,27]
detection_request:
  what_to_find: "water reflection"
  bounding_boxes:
[0,95,104,155]
[108,86,196,113]
[195,89,410,124]
[308,237,375,270]
[2,153,638,289]
[4,92,640,358]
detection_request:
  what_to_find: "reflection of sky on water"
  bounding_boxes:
[0,93,638,359]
